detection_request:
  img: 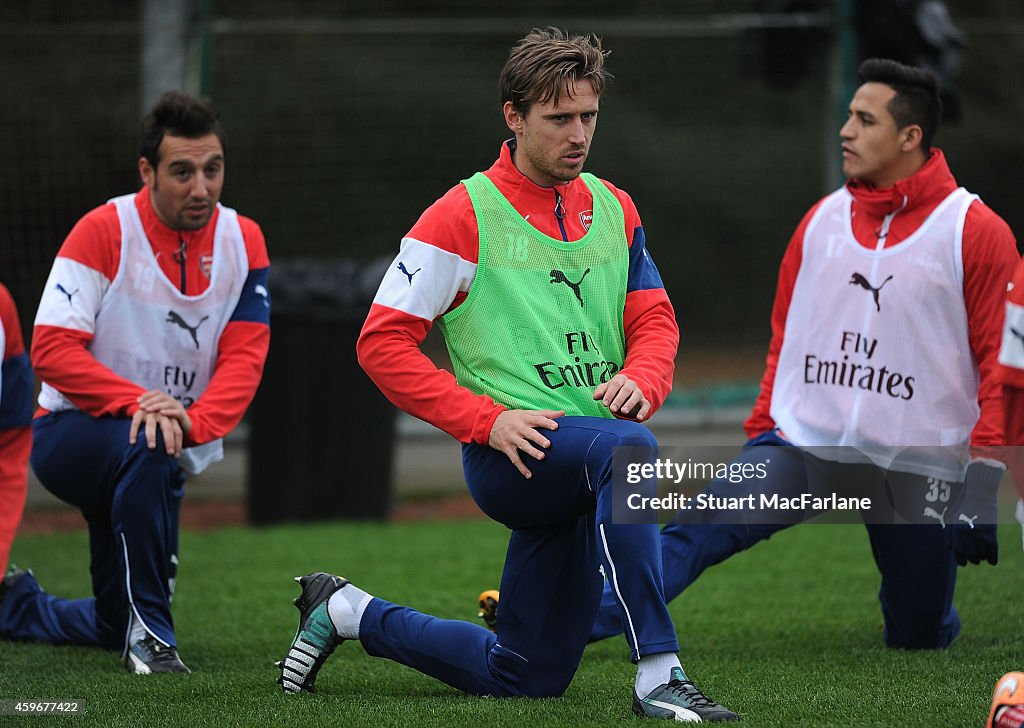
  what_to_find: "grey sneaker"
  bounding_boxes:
[124,635,191,674]
[276,572,349,693]
[633,666,739,722]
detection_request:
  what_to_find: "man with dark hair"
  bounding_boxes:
[856,58,942,152]
[276,28,738,722]
[0,91,271,674]
[139,90,227,173]
[577,57,1018,650]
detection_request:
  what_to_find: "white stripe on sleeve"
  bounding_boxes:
[34,257,110,334]
[1000,300,1024,372]
[372,237,477,321]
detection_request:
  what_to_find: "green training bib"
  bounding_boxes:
[439,172,628,417]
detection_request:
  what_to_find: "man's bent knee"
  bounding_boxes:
[610,421,658,451]
[486,647,576,698]
[884,617,959,650]
[515,663,576,698]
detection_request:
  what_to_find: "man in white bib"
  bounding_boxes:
[585,58,1019,650]
[0,92,271,673]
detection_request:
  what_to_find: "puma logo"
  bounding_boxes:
[922,506,947,527]
[958,512,978,529]
[166,310,209,350]
[255,284,270,308]
[550,268,590,308]
[996,675,1020,702]
[56,283,79,306]
[397,261,421,286]
[849,273,893,312]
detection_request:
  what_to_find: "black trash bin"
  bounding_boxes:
[247,257,396,525]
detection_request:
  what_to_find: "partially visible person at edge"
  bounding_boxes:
[0,282,32,577]
[987,262,1024,728]
[275,27,739,723]
[0,91,270,675]
[578,58,1018,651]
[998,255,1024,528]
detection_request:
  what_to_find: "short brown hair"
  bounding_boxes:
[500,27,611,115]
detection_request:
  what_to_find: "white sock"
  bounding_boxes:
[635,652,682,697]
[129,611,148,644]
[327,583,373,640]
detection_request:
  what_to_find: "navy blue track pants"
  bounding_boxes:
[589,438,960,649]
[358,416,679,698]
[0,410,183,650]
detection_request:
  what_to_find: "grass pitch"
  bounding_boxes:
[2,515,1021,727]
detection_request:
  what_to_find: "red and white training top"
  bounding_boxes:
[0,282,31,577]
[357,140,679,444]
[747,149,1019,454]
[771,186,978,479]
[999,257,1024,447]
[0,292,9,407]
[32,188,270,471]
[37,194,248,473]
[0,280,32,429]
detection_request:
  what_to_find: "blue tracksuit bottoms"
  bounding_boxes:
[357,416,679,698]
[589,436,960,649]
[0,410,183,651]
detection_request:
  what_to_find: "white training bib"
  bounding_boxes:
[38,195,248,474]
[770,187,979,480]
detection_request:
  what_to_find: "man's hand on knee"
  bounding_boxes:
[593,374,650,421]
[129,406,184,457]
[488,409,563,479]
[136,389,193,434]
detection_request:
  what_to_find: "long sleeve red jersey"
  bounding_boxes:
[745,149,1018,448]
[31,189,270,445]
[1000,257,1024,446]
[0,281,32,575]
[357,141,679,444]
